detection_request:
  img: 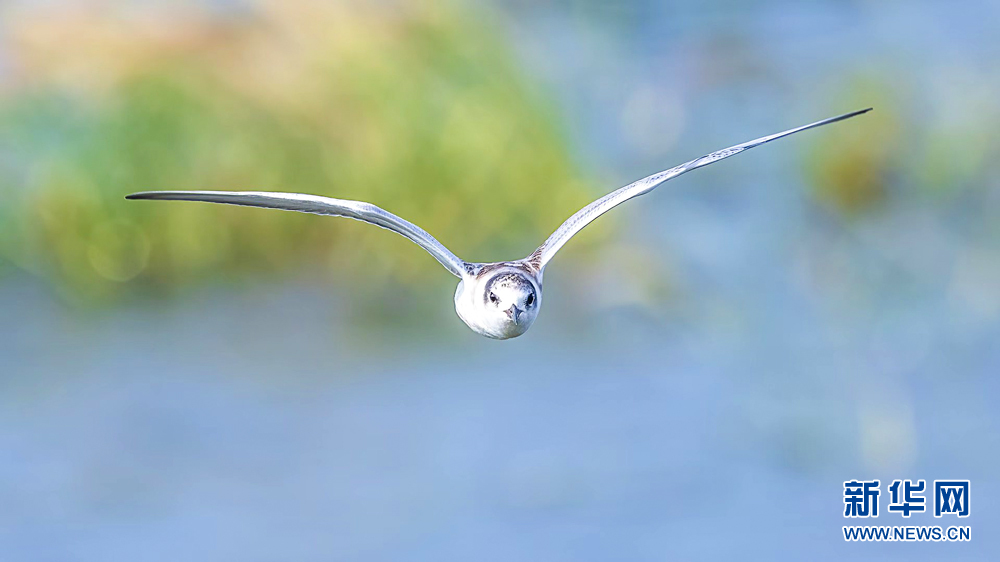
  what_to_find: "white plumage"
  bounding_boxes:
[128,108,871,339]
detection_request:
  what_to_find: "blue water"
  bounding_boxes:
[2,265,997,560]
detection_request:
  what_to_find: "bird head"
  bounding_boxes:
[478,271,540,338]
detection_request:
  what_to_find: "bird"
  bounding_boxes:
[127,108,871,339]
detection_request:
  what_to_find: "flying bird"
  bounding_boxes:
[128,108,871,339]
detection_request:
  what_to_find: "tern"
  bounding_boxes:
[128,108,871,339]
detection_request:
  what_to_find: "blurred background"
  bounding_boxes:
[1,0,997,560]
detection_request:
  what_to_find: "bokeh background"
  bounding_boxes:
[2,0,998,560]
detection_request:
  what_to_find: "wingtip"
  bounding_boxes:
[826,107,872,125]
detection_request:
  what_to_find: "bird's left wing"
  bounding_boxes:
[527,108,872,269]
[126,191,469,278]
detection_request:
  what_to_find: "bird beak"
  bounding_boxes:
[505,305,522,324]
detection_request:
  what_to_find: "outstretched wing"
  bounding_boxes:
[528,108,872,269]
[126,191,469,278]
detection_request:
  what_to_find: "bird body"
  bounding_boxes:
[128,108,871,339]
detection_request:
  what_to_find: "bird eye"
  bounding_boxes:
[526,293,534,306]
[489,292,498,304]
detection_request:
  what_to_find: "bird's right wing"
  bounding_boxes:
[527,108,872,269]
[126,190,469,278]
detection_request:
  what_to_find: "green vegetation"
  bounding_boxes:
[0,3,593,302]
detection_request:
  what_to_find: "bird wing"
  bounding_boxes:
[126,190,469,278]
[527,108,872,269]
